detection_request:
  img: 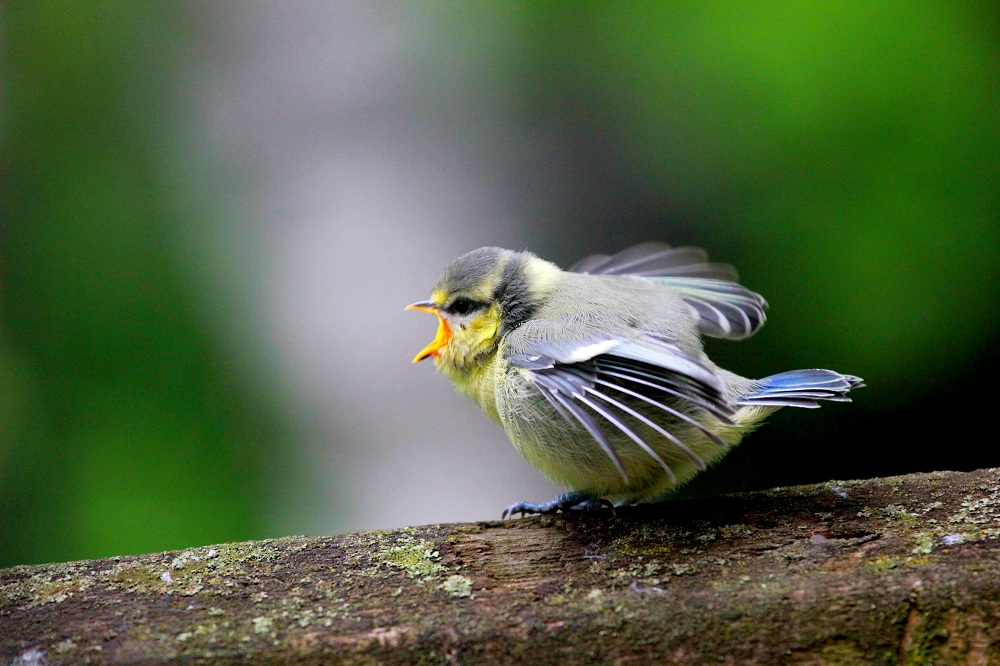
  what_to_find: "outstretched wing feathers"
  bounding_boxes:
[651,278,768,340]
[592,357,733,422]
[570,241,738,281]
[585,376,714,468]
[507,332,732,485]
[570,243,768,340]
[565,370,679,485]
[528,367,629,481]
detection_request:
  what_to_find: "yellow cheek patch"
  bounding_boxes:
[465,305,500,343]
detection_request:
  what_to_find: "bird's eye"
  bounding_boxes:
[450,297,476,315]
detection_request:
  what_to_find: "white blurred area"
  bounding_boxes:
[186,3,564,535]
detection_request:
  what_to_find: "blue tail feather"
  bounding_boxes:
[737,369,863,409]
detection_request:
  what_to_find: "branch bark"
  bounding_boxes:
[3,469,1000,664]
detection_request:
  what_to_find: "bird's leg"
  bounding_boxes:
[502,491,614,519]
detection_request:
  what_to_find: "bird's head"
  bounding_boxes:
[407,247,560,373]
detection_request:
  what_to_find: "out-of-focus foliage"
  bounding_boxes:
[1,2,998,566]
[0,4,282,566]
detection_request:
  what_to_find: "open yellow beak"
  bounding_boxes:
[405,300,451,362]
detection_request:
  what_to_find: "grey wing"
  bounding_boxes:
[569,241,738,280]
[570,242,767,340]
[648,277,768,340]
[506,330,735,485]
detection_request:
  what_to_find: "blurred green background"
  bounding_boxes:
[2,2,998,567]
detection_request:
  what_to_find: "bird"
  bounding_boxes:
[406,242,863,518]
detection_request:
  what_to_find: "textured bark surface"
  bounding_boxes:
[3,468,1000,664]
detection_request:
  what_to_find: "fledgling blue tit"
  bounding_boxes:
[407,243,863,518]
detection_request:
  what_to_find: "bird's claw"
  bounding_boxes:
[502,492,614,519]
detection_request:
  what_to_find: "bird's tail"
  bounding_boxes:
[736,369,864,409]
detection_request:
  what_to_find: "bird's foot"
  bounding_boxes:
[502,491,614,519]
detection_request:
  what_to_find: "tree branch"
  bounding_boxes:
[3,469,1000,664]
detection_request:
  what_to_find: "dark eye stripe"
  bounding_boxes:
[447,297,483,315]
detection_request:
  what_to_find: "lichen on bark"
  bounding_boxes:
[3,469,1000,664]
